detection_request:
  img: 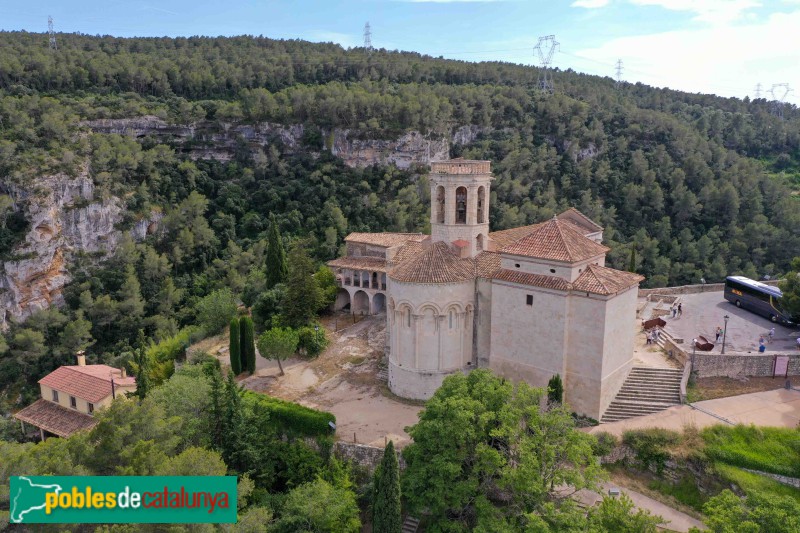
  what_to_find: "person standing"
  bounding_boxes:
[677,303,683,317]
[715,326,723,343]
[672,306,677,319]
[769,327,775,343]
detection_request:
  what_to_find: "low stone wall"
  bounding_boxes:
[742,468,800,489]
[333,441,406,473]
[693,352,800,378]
[639,280,780,298]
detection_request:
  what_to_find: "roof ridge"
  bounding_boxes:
[583,264,612,292]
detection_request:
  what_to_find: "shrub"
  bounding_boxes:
[547,374,563,404]
[622,428,681,475]
[592,431,619,458]
[243,390,335,437]
[297,325,329,358]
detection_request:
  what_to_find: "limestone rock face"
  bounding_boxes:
[81,118,487,169]
[0,173,157,327]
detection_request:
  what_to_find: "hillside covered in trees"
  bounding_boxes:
[0,30,798,405]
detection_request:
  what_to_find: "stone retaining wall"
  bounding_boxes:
[333,441,406,473]
[693,353,800,378]
[639,280,780,298]
[742,468,800,489]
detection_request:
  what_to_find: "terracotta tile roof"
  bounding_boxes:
[492,269,573,291]
[14,399,97,438]
[389,240,426,265]
[489,208,600,249]
[572,264,644,295]
[39,365,135,404]
[345,232,425,248]
[452,239,469,247]
[327,257,389,273]
[500,217,609,263]
[558,207,603,232]
[489,222,546,248]
[474,251,501,278]
[390,242,475,284]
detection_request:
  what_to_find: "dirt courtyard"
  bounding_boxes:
[210,314,424,448]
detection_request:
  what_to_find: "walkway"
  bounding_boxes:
[591,387,800,437]
[573,483,706,532]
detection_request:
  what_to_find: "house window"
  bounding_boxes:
[515,263,520,268]
[52,390,59,402]
[526,295,533,306]
[70,396,77,409]
[88,403,94,414]
[550,268,556,273]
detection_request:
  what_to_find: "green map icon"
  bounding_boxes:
[10,476,63,523]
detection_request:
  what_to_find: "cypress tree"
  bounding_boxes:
[132,329,151,400]
[240,316,256,374]
[373,440,402,533]
[547,374,564,405]
[229,318,242,375]
[265,213,288,289]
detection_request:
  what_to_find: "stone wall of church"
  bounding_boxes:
[387,278,476,399]
[564,294,607,418]
[474,278,493,368]
[598,287,638,415]
[488,282,569,393]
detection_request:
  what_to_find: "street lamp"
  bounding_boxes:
[721,315,730,355]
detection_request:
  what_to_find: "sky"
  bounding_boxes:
[2,0,798,104]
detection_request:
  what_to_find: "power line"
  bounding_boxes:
[533,35,559,95]
[48,15,57,51]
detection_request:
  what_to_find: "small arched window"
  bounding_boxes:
[406,309,411,328]
[449,310,455,329]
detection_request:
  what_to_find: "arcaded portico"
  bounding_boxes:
[329,158,643,420]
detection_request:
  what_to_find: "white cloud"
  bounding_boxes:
[572,9,800,102]
[629,0,762,24]
[571,0,610,8]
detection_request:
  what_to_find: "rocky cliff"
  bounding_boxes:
[0,173,158,328]
[82,118,487,169]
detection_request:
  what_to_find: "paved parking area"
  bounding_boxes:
[660,291,799,353]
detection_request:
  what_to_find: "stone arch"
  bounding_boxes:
[371,271,379,289]
[477,186,486,223]
[353,290,370,315]
[435,185,446,223]
[372,292,386,314]
[476,233,484,251]
[398,304,413,328]
[445,303,462,330]
[455,186,468,224]
[334,289,351,311]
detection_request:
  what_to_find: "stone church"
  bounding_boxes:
[328,159,643,419]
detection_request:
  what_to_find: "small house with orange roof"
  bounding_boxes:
[14,352,136,440]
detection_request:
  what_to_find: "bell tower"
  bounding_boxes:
[429,159,493,258]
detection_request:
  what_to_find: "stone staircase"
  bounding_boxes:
[402,516,420,533]
[601,367,683,423]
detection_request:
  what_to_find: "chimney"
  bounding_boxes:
[76,350,86,366]
[121,367,127,379]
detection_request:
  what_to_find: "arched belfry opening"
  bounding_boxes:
[455,186,467,224]
[477,186,486,224]
[436,186,445,224]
